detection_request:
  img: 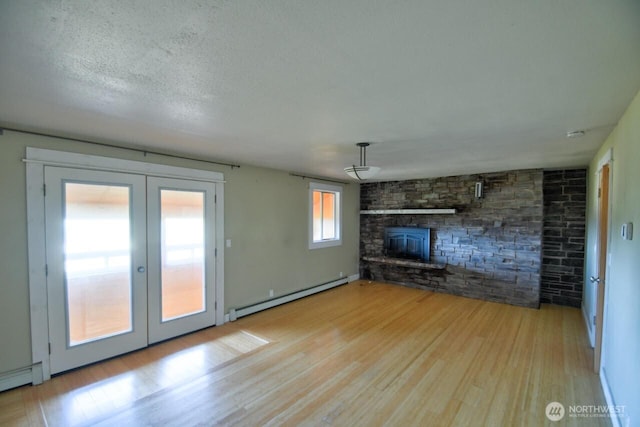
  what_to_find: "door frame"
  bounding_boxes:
[592,148,613,373]
[25,147,225,382]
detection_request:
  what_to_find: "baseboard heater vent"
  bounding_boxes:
[0,364,42,392]
[228,274,359,321]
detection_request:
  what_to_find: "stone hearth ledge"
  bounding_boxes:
[362,256,446,270]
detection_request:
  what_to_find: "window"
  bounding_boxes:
[309,182,342,249]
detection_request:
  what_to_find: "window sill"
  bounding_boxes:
[309,239,342,250]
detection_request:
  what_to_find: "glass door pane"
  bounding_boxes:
[147,177,216,344]
[64,183,133,345]
[45,167,147,375]
[160,189,205,321]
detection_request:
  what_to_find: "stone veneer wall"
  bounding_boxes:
[360,169,543,308]
[540,169,587,307]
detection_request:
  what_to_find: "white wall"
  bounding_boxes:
[584,89,640,424]
[0,130,360,375]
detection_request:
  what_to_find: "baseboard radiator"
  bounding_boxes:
[0,363,42,392]
[228,274,359,321]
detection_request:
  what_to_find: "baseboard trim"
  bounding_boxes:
[228,274,359,321]
[600,367,626,427]
[582,304,595,348]
[0,365,39,392]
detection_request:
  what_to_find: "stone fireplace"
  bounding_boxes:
[359,169,544,308]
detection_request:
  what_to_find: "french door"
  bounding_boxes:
[45,167,217,374]
[146,177,216,344]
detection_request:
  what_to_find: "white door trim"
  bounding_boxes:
[24,147,226,183]
[25,147,225,381]
[596,147,613,171]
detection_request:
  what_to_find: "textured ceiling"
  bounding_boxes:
[1,1,639,180]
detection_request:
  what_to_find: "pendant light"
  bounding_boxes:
[344,142,380,180]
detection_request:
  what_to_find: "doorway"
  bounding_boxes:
[593,160,611,373]
[26,148,225,380]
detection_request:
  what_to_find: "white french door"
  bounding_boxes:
[44,167,217,374]
[45,167,148,374]
[146,177,216,344]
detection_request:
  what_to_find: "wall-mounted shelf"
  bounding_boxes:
[359,208,456,215]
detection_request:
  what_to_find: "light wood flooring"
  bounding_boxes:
[0,281,608,426]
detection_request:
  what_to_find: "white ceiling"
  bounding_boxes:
[1,1,639,181]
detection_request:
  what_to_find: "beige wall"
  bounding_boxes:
[0,130,360,374]
[584,89,640,422]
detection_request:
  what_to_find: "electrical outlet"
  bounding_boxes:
[339,272,344,278]
[269,289,274,297]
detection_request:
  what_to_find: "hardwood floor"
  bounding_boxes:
[0,281,608,426]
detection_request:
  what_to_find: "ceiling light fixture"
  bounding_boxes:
[344,142,381,180]
[566,130,585,138]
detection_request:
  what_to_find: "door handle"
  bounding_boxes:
[590,276,601,284]
[137,266,146,273]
